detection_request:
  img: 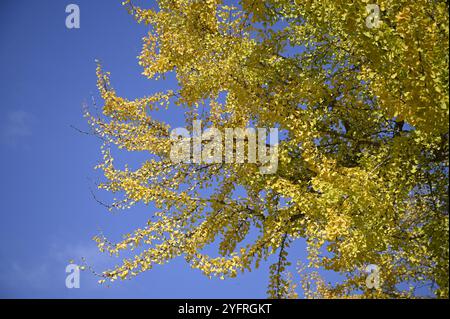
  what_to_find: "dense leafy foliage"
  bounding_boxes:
[86,0,449,298]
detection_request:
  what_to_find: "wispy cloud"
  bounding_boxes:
[0,110,35,147]
[0,241,111,297]
[52,241,109,267]
[0,261,49,290]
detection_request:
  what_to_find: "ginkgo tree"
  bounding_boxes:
[84,0,449,298]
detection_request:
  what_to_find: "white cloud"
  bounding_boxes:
[0,241,112,297]
[0,110,35,147]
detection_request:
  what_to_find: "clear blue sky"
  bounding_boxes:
[0,0,329,298]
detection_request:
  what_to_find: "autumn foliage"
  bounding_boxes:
[85,0,449,298]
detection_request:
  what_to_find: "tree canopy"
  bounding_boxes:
[85,0,449,298]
